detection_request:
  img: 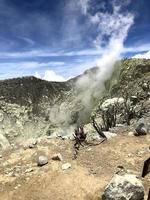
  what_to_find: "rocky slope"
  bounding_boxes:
[0,59,150,148]
[0,76,73,148]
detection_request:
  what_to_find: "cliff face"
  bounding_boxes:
[0,76,74,147]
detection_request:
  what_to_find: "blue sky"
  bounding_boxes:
[0,0,150,80]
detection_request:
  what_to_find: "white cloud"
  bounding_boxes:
[35,70,66,82]
[0,61,65,70]
[132,50,150,59]
[1,44,150,59]
[78,0,89,14]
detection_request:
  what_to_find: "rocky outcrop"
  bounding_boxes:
[102,173,144,200]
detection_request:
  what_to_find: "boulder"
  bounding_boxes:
[37,155,48,166]
[135,118,148,136]
[102,173,144,200]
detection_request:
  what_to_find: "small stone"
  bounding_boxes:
[87,148,92,151]
[128,131,134,136]
[62,163,71,170]
[115,166,125,175]
[37,156,48,166]
[29,144,35,148]
[52,153,63,161]
[29,139,37,148]
[0,155,2,158]
[25,168,34,173]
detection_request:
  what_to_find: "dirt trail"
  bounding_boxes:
[0,134,150,200]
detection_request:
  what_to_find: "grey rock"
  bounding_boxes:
[52,153,63,161]
[135,118,148,136]
[37,155,48,166]
[102,173,144,200]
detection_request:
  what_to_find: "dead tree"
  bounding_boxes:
[73,125,87,159]
[91,116,107,139]
[73,124,106,159]
[101,105,118,131]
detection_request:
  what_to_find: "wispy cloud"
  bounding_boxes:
[2,43,150,59]
[123,44,150,53]
[132,50,150,59]
[0,49,103,58]
[0,61,65,69]
[78,0,90,14]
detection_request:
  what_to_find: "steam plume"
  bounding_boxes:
[75,0,134,123]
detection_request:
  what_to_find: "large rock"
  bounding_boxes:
[102,174,144,200]
[135,118,148,136]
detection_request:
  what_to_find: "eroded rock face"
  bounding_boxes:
[102,174,144,200]
[0,77,74,148]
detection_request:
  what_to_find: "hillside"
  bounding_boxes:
[0,58,150,148]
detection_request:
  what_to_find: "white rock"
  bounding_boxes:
[103,132,117,139]
[62,163,71,170]
[25,168,34,173]
[128,131,134,136]
[101,98,124,111]
[37,156,48,166]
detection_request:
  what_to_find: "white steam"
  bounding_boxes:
[47,0,135,126]
[75,0,134,123]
